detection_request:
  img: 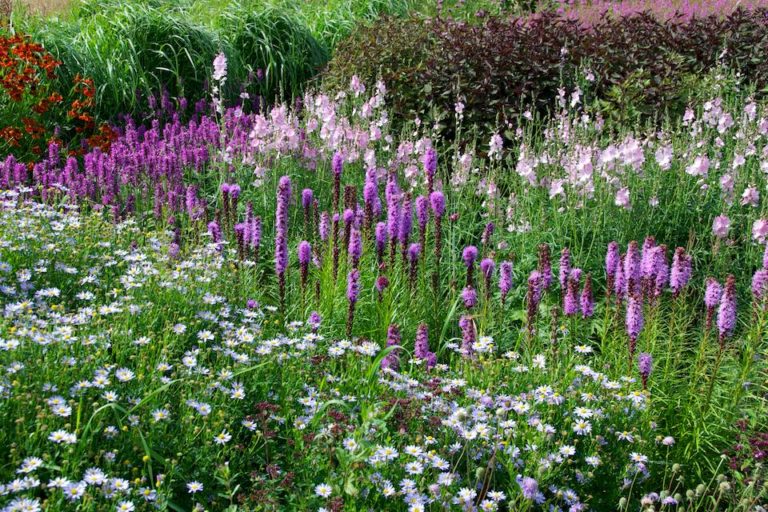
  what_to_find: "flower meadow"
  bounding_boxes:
[1,45,768,512]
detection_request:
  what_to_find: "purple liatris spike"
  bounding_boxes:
[637,352,653,389]
[381,324,401,371]
[652,245,669,299]
[375,275,389,302]
[349,228,362,268]
[481,222,494,246]
[717,275,737,348]
[298,241,311,290]
[564,269,581,316]
[624,240,641,295]
[641,236,657,280]
[614,253,625,300]
[462,246,478,267]
[499,261,513,304]
[422,147,437,193]
[414,323,436,368]
[463,245,478,285]
[751,269,768,305]
[580,273,594,318]
[459,315,475,358]
[704,277,722,330]
[526,270,543,336]
[538,244,553,289]
[276,176,291,310]
[416,195,429,236]
[606,241,620,297]
[375,222,387,263]
[429,190,445,218]
[302,188,314,210]
[626,292,644,357]
[559,248,571,289]
[332,152,343,211]
[346,269,360,336]
[407,243,421,287]
[462,286,477,309]
[399,194,413,250]
[207,221,222,252]
[670,247,692,297]
[480,258,495,279]
[319,212,330,242]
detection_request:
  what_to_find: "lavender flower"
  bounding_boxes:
[319,212,330,242]
[652,245,669,299]
[614,253,625,302]
[499,261,513,305]
[407,243,421,287]
[717,275,737,348]
[414,323,436,368]
[518,476,540,501]
[763,243,768,270]
[480,258,495,298]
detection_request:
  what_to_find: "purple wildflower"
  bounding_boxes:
[349,228,362,268]
[638,352,653,389]
[414,323,436,368]
[606,241,620,297]
[346,269,360,336]
[705,278,722,330]
[751,269,768,305]
[499,261,513,305]
[559,248,571,289]
[670,247,692,297]
[462,286,477,309]
[332,152,343,211]
[422,147,437,193]
[308,311,321,333]
[625,240,641,295]
[538,244,553,289]
[564,269,581,316]
[459,315,475,358]
[381,324,401,371]
[626,293,644,358]
[526,270,543,337]
[580,273,595,318]
[717,275,737,348]
[375,222,387,263]
[276,176,291,310]
[298,241,311,292]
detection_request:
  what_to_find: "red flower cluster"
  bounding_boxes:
[0,33,113,162]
